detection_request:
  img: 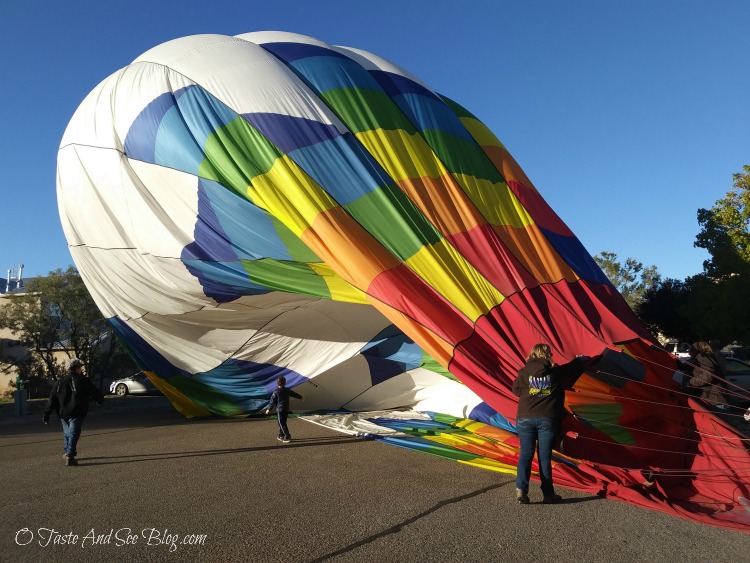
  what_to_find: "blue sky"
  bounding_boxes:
[1,0,748,281]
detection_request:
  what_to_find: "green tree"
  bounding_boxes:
[0,266,136,390]
[689,165,750,344]
[695,165,750,277]
[682,271,750,346]
[638,278,696,342]
[593,251,661,311]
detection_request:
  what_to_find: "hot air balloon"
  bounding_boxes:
[57,31,750,531]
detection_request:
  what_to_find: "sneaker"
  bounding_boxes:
[65,457,78,466]
[276,436,283,442]
[543,494,562,504]
[282,438,291,443]
[516,489,530,504]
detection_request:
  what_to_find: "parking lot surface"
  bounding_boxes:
[2,396,748,562]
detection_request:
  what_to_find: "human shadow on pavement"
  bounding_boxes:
[0,407,274,443]
[0,420,188,448]
[309,481,514,562]
[309,482,603,561]
[77,436,368,465]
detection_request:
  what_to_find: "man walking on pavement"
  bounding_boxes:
[43,358,104,466]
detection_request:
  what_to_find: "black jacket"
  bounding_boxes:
[513,357,585,419]
[44,370,104,419]
[267,387,302,414]
[679,352,728,406]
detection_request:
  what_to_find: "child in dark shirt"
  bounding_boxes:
[265,376,303,443]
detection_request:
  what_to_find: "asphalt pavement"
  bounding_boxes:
[1,396,748,563]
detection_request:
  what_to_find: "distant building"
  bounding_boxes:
[0,290,72,398]
[0,292,28,395]
[0,265,59,397]
[0,264,24,294]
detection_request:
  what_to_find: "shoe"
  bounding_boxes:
[276,436,283,442]
[543,494,562,504]
[516,489,530,504]
[65,457,78,466]
[63,453,69,459]
[282,438,291,443]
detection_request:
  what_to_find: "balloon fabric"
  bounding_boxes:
[57,32,750,531]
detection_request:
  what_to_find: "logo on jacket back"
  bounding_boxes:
[529,374,552,396]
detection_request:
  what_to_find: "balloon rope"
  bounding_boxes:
[568,348,750,409]
[578,367,750,415]
[578,387,749,421]
[628,351,750,401]
[568,432,750,462]
[568,366,750,451]
[568,407,750,450]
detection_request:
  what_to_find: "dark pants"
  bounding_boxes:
[61,417,85,457]
[515,417,559,496]
[276,411,291,439]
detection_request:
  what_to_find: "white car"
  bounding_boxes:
[663,341,691,358]
[109,372,161,397]
[725,357,750,405]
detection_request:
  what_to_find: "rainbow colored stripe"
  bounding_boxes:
[57,32,750,532]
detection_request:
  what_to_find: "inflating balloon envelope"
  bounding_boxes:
[57,31,750,531]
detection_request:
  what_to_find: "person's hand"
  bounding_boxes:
[43,415,49,425]
[264,409,270,415]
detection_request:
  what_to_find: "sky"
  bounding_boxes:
[1,0,748,282]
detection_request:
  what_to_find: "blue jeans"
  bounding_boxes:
[515,417,559,496]
[277,412,291,440]
[61,417,85,457]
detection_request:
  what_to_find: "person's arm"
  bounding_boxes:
[687,367,711,389]
[558,357,585,389]
[714,354,727,378]
[512,371,526,397]
[288,389,303,401]
[676,358,690,372]
[87,379,105,403]
[43,381,59,423]
[264,391,277,415]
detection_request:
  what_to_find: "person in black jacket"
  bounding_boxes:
[512,343,590,504]
[264,376,304,443]
[43,358,104,466]
[677,341,728,410]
